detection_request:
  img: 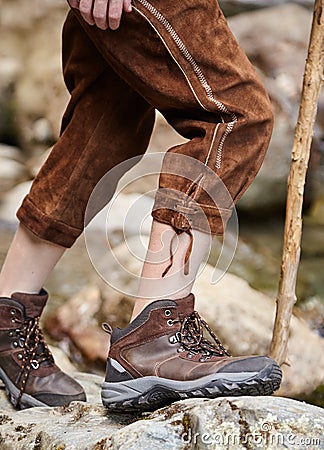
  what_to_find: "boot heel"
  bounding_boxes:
[101,380,142,405]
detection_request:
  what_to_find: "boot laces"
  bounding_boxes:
[14,316,54,400]
[178,311,231,359]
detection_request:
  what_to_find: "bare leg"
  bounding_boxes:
[0,224,65,297]
[132,220,212,319]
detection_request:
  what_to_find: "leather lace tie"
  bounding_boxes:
[14,316,54,404]
[170,311,231,360]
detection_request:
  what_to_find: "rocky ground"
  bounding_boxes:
[0,362,323,450]
[0,1,324,448]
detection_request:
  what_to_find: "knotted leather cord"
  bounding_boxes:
[162,228,193,277]
[178,311,231,357]
[161,175,204,278]
[14,316,54,403]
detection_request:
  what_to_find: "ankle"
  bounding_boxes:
[130,299,151,321]
[131,291,193,322]
[0,288,40,298]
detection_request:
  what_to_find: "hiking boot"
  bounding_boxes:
[0,289,86,409]
[101,293,282,412]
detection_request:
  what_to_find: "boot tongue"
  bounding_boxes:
[11,289,48,318]
[174,293,195,316]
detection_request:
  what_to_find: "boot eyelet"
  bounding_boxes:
[177,347,185,353]
[164,310,171,317]
[8,331,14,337]
[11,319,16,323]
[167,319,174,327]
[19,338,25,348]
[10,309,16,316]
[169,332,181,344]
[200,356,211,362]
[17,354,23,360]
[13,341,18,348]
[31,360,39,370]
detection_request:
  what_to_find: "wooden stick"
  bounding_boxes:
[269,0,324,365]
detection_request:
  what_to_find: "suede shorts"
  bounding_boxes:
[17,0,274,247]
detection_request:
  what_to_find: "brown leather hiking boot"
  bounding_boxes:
[101,294,282,412]
[0,289,86,409]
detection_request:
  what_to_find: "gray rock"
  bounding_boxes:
[0,57,21,143]
[0,181,32,223]
[0,145,29,193]
[128,396,324,450]
[219,0,314,16]
[0,159,27,192]
[0,0,69,150]
[0,144,25,164]
[0,389,322,450]
[227,4,318,212]
[89,193,154,246]
[0,401,131,450]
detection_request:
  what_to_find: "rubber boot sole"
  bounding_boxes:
[101,362,282,413]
